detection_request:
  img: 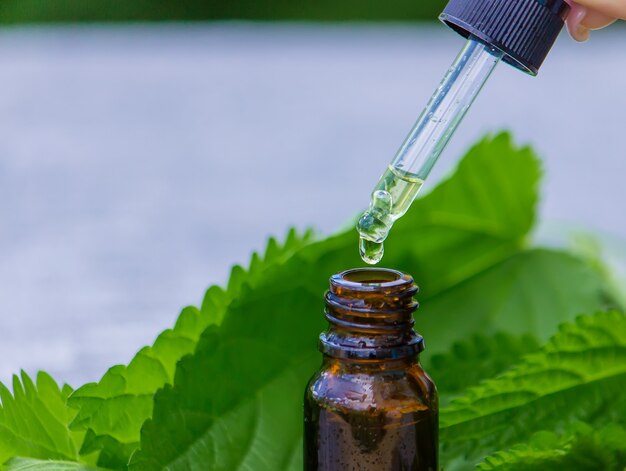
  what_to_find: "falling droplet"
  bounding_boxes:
[359,237,384,265]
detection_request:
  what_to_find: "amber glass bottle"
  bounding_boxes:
[304,268,438,471]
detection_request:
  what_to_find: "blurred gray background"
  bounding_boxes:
[0,24,624,386]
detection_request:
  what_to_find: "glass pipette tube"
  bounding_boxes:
[357,36,504,264]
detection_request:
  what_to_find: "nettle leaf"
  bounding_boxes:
[477,423,626,470]
[0,372,82,464]
[5,458,108,471]
[428,332,540,405]
[67,229,315,467]
[127,135,612,470]
[441,311,626,468]
[129,277,322,471]
[420,248,612,357]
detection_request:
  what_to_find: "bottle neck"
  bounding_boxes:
[321,355,420,372]
[319,268,424,361]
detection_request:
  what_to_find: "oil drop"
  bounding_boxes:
[357,166,424,264]
[359,238,384,265]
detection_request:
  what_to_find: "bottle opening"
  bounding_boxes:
[331,268,417,296]
[321,268,423,360]
[340,268,402,285]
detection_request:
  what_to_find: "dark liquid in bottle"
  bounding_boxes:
[305,400,438,470]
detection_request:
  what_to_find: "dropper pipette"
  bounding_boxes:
[357,0,571,264]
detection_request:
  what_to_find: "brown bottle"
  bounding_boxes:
[304,268,438,471]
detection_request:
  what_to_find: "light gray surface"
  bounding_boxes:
[0,24,625,387]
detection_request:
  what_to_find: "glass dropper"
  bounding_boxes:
[357,37,503,264]
[357,0,571,264]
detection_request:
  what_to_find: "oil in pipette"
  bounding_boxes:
[357,165,424,264]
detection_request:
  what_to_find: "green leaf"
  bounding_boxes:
[67,229,315,467]
[5,457,107,471]
[420,248,612,358]
[567,231,626,311]
[478,435,568,471]
[428,332,540,405]
[477,423,626,470]
[441,311,626,467]
[0,372,82,465]
[130,281,321,471]
[127,134,612,470]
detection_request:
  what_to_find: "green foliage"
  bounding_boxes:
[67,229,314,467]
[429,332,540,405]
[441,311,626,467]
[0,372,82,464]
[0,132,620,470]
[5,458,106,471]
[128,281,321,471]
[477,423,626,470]
[0,0,446,23]
[420,248,612,357]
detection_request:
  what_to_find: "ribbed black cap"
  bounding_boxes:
[440,0,570,75]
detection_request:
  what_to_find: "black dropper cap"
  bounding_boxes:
[440,0,570,76]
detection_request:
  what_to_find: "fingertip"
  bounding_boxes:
[564,1,591,41]
[572,24,591,42]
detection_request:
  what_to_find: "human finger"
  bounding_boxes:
[564,0,619,41]
[566,0,626,20]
